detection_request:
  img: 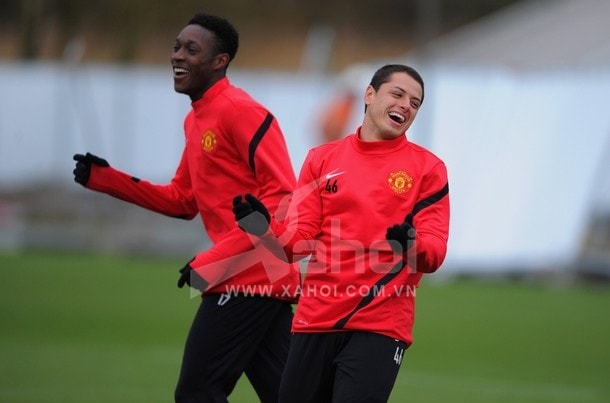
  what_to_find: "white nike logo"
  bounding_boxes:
[325,170,345,180]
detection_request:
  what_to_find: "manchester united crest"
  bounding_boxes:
[387,170,413,194]
[201,130,217,152]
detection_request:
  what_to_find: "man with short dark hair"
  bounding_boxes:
[234,64,450,402]
[73,13,299,403]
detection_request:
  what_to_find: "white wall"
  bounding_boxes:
[1,62,609,274]
[427,65,610,271]
[0,63,328,186]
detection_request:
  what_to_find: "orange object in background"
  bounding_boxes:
[318,91,357,143]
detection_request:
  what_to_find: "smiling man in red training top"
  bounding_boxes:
[73,13,299,403]
[234,64,449,403]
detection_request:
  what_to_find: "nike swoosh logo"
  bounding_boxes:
[325,170,345,180]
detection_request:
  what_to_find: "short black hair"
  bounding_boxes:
[369,64,425,104]
[188,13,239,63]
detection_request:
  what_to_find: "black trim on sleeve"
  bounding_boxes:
[248,112,274,173]
[332,182,449,330]
[409,182,449,218]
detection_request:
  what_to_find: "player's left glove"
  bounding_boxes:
[177,258,209,292]
[232,194,270,236]
[72,152,110,186]
[385,213,416,254]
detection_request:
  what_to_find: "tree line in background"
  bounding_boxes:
[0,0,520,70]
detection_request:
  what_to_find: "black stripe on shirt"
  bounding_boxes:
[333,260,403,330]
[248,112,274,173]
[332,181,449,330]
[410,182,449,218]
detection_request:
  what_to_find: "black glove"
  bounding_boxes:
[232,194,270,236]
[386,213,416,254]
[177,259,209,291]
[73,152,109,186]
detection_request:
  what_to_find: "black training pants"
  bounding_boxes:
[279,331,407,403]
[175,293,293,403]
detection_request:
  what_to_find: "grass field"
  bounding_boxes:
[1,251,609,402]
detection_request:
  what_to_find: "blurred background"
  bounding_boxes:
[2,1,610,402]
[1,0,609,279]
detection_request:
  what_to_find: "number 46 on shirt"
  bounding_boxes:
[325,179,338,193]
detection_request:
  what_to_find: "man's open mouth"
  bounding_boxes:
[389,111,405,124]
[173,66,189,77]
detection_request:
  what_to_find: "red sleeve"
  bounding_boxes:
[231,107,297,213]
[191,228,256,285]
[262,149,323,262]
[407,161,450,273]
[85,149,198,219]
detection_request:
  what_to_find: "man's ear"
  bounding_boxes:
[214,53,230,70]
[364,85,374,112]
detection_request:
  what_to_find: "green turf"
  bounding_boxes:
[1,251,609,402]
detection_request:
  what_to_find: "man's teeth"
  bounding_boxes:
[389,112,405,123]
[174,67,188,74]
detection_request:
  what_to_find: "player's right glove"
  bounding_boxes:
[232,194,270,236]
[385,213,416,254]
[72,152,109,186]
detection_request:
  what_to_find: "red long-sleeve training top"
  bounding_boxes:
[85,78,300,300]
[263,130,450,343]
